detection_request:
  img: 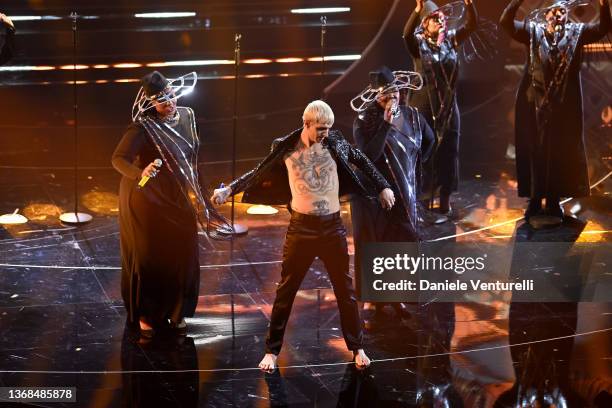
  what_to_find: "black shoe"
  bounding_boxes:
[524,199,542,221]
[420,209,449,225]
[393,303,412,320]
[138,317,161,339]
[139,326,155,339]
[169,318,187,335]
[545,198,563,219]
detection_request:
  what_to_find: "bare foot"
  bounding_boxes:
[353,349,371,369]
[258,353,278,373]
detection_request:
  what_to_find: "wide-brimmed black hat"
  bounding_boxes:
[351,68,423,113]
[421,0,440,19]
[369,66,396,90]
[140,71,170,98]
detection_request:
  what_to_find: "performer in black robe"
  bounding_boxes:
[112,71,230,337]
[350,67,434,255]
[0,13,15,65]
[350,67,435,318]
[403,0,478,216]
[500,0,611,223]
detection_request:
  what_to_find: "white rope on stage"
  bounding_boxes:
[428,169,612,242]
[0,326,609,375]
[1,171,609,267]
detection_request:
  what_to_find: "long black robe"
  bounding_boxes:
[0,21,15,65]
[112,107,200,325]
[500,0,611,198]
[351,104,434,280]
[403,3,477,194]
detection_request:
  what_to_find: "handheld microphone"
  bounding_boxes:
[390,97,400,119]
[552,24,563,46]
[138,158,162,188]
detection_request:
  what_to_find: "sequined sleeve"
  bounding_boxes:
[228,138,282,195]
[346,141,391,193]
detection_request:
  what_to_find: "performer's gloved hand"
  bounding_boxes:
[212,186,232,205]
[141,161,160,179]
[0,13,14,29]
[379,188,395,210]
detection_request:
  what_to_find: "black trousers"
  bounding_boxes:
[420,105,460,195]
[265,211,364,355]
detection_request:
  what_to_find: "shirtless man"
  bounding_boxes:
[212,100,395,371]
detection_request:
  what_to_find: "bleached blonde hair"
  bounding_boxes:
[302,100,334,127]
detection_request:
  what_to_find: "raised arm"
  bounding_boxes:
[499,0,530,45]
[403,0,424,58]
[353,116,391,162]
[455,0,478,45]
[580,0,611,45]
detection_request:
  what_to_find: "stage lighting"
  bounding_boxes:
[8,15,61,21]
[307,54,361,61]
[134,12,196,19]
[243,58,273,64]
[0,209,28,225]
[0,65,55,71]
[146,60,234,67]
[246,205,279,215]
[291,8,350,14]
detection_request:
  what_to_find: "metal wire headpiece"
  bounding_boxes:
[350,70,423,113]
[132,71,197,121]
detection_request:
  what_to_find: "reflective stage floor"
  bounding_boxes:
[0,165,611,407]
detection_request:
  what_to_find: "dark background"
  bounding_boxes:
[1,0,609,187]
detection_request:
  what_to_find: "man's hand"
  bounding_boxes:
[211,186,232,205]
[463,0,472,5]
[0,14,14,29]
[141,161,160,179]
[415,0,424,13]
[379,188,395,210]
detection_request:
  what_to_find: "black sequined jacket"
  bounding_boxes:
[229,128,391,206]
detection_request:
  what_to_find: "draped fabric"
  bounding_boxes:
[138,107,233,238]
[500,0,611,198]
[356,104,426,236]
[351,105,434,294]
[403,1,479,196]
[112,107,230,326]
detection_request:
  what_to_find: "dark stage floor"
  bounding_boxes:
[0,164,611,407]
